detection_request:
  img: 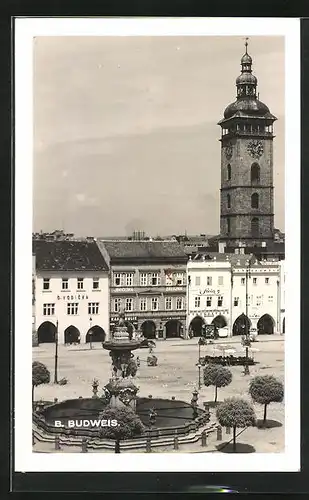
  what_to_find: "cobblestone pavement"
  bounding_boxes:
[33,335,285,453]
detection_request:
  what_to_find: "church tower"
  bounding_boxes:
[218,40,277,248]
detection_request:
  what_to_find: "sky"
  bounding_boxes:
[33,35,285,237]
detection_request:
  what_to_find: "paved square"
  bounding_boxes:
[33,335,285,453]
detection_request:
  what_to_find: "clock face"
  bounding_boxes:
[225,143,233,160]
[247,139,264,159]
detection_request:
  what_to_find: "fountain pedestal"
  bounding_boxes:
[102,310,141,410]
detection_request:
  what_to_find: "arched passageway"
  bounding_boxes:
[257,314,275,335]
[141,321,156,339]
[86,325,106,343]
[232,314,251,336]
[37,321,56,344]
[189,316,205,337]
[64,325,80,344]
[165,319,183,338]
[212,315,227,329]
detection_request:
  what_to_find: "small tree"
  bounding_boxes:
[203,364,232,402]
[216,397,256,452]
[99,405,145,453]
[32,361,50,404]
[249,375,284,426]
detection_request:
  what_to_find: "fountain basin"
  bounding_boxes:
[34,396,209,439]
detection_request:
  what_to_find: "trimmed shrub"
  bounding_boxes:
[216,397,256,452]
[99,405,145,453]
[203,364,232,402]
[249,375,284,426]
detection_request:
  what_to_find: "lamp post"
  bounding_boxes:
[197,337,204,389]
[243,257,254,375]
[54,320,59,384]
[89,317,93,350]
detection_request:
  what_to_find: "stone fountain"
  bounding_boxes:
[33,310,212,451]
[102,309,141,410]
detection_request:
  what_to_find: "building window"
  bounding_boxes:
[62,278,69,290]
[176,273,184,285]
[268,295,274,303]
[195,276,201,286]
[233,297,239,307]
[165,297,172,310]
[125,298,133,311]
[43,303,55,316]
[227,164,231,181]
[140,273,147,286]
[77,278,84,290]
[93,277,100,289]
[251,193,259,209]
[206,296,212,307]
[194,296,201,308]
[217,296,223,307]
[256,296,263,306]
[67,303,78,315]
[114,273,123,286]
[218,276,224,286]
[241,278,245,285]
[227,194,231,208]
[140,297,147,311]
[251,162,260,184]
[88,302,99,315]
[125,273,134,286]
[207,277,212,286]
[265,277,269,284]
[43,278,50,290]
[251,217,259,237]
[151,273,160,286]
[176,297,183,310]
[227,218,231,234]
[253,277,257,285]
[165,271,174,286]
[151,297,159,310]
[114,298,121,312]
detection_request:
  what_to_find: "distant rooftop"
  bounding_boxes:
[98,240,187,262]
[33,240,109,272]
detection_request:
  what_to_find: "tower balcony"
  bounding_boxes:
[220,129,274,141]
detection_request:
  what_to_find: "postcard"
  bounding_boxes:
[14,17,300,472]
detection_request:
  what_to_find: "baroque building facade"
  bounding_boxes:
[218,41,277,248]
[33,239,110,344]
[187,253,283,338]
[97,240,188,339]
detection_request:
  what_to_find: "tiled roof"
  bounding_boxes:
[33,240,109,272]
[192,252,280,267]
[98,240,187,261]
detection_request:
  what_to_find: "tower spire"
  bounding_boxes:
[244,37,249,54]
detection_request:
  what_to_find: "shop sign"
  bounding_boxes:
[198,288,221,296]
[57,294,89,300]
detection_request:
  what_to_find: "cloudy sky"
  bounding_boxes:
[33,35,285,237]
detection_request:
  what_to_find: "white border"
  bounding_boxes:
[14,17,300,472]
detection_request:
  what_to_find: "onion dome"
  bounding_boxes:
[224,98,270,119]
[241,52,252,65]
[222,38,271,120]
[236,72,257,86]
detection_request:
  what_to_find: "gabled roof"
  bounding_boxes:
[98,240,187,262]
[33,240,109,272]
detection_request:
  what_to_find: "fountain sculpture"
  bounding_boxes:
[101,308,141,410]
